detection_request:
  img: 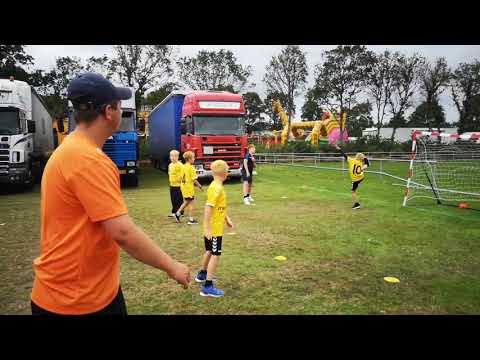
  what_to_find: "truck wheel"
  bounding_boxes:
[130,175,139,187]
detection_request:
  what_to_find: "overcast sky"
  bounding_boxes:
[25,45,480,123]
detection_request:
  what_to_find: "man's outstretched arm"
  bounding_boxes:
[101,214,191,288]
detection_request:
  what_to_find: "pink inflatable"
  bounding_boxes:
[328,127,348,145]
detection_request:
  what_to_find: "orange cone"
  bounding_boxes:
[458,203,469,209]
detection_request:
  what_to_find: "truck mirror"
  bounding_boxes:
[28,120,36,134]
[57,119,65,133]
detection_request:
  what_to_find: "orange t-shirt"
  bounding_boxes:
[31,130,128,315]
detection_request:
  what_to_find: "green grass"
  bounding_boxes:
[1,163,479,314]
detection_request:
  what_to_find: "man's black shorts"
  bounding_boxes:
[241,169,253,184]
[31,286,127,316]
[352,179,363,191]
[204,236,222,256]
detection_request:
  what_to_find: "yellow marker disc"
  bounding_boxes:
[384,277,400,283]
[274,256,287,261]
[227,232,237,235]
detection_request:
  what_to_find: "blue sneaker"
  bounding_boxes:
[200,284,224,298]
[195,271,218,283]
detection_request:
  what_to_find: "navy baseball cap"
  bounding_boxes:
[67,72,132,110]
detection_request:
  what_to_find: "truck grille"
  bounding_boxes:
[0,150,8,173]
[203,143,242,158]
[0,144,9,149]
[102,142,136,167]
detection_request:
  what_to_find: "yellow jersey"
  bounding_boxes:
[168,162,183,187]
[180,163,197,198]
[347,157,365,182]
[205,179,227,237]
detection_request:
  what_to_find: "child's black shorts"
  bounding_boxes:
[204,236,222,256]
[184,197,195,201]
[351,179,363,191]
[241,168,253,184]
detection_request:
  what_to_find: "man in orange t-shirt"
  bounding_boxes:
[31,73,190,315]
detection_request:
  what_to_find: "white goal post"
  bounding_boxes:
[402,130,480,207]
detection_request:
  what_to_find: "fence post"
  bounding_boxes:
[291,153,294,165]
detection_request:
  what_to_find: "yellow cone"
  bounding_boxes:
[384,276,400,283]
[274,256,287,261]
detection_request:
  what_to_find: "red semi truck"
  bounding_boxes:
[149,91,248,178]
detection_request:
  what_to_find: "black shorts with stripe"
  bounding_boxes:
[204,236,222,256]
[352,179,363,191]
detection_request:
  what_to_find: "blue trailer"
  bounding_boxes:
[67,88,139,186]
[148,92,184,171]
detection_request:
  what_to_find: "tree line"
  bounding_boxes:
[1,45,479,138]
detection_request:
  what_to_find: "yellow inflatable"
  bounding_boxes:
[271,100,348,145]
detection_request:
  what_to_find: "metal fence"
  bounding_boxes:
[255,152,413,183]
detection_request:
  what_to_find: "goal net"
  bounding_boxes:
[402,131,480,208]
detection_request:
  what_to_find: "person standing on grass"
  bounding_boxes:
[175,151,203,224]
[31,73,190,316]
[168,150,184,218]
[195,160,234,298]
[241,144,257,205]
[334,143,369,209]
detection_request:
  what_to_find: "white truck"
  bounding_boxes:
[0,77,54,187]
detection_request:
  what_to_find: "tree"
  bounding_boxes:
[0,45,36,84]
[113,45,176,108]
[263,45,308,134]
[419,57,451,132]
[176,49,253,93]
[301,87,326,120]
[84,55,117,80]
[407,100,447,128]
[0,45,33,68]
[313,45,374,142]
[365,50,397,140]
[141,82,178,108]
[388,53,425,143]
[450,60,480,133]
[348,101,374,138]
[242,92,268,133]
[263,91,290,130]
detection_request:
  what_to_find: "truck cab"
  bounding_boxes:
[180,92,247,177]
[0,77,53,187]
[67,88,139,187]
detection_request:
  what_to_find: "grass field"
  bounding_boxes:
[1,163,479,314]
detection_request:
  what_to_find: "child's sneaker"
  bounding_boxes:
[243,197,251,205]
[248,195,254,202]
[352,203,361,209]
[200,284,224,297]
[174,212,181,222]
[168,213,175,218]
[195,271,218,283]
[187,219,198,225]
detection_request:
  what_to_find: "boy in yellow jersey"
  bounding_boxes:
[195,160,234,298]
[168,150,184,218]
[334,144,370,209]
[175,151,203,224]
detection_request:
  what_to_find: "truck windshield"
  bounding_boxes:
[194,116,245,136]
[118,111,135,132]
[0,109,20,135]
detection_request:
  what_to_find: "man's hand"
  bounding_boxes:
[334,143,340,150]
[167,261,191,289]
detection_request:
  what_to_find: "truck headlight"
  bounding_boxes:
[126,161,135,167]
[13,151,20,162]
